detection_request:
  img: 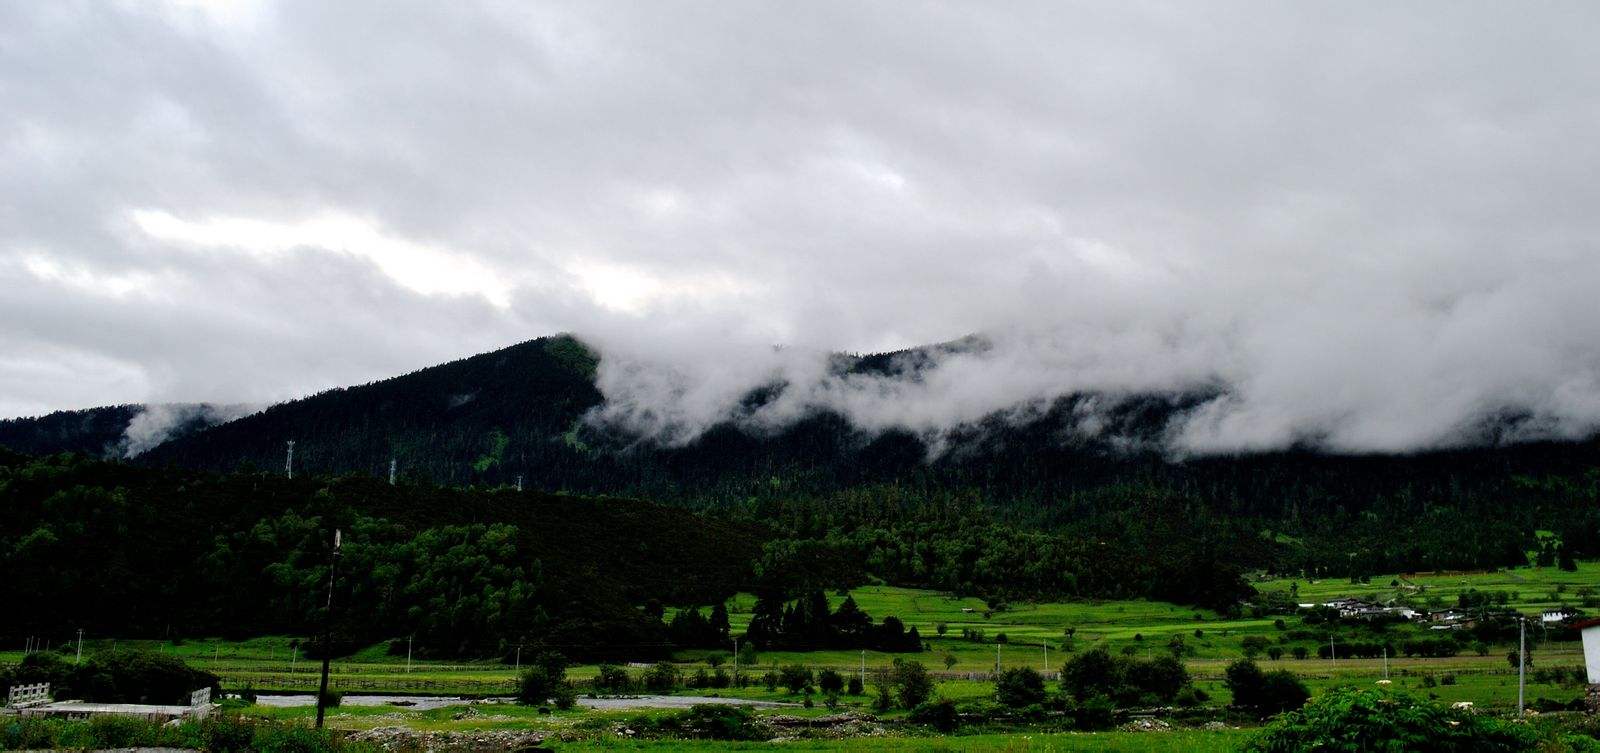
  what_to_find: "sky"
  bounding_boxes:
[4,1,1600,453]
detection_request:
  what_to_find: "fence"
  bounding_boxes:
[6,683,50,708]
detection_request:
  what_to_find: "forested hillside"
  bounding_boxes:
[0,449,762,659]
[0,403,237,459]
[7,334,1599,590]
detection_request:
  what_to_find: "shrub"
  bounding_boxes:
[1174,685,1210,707]
[644,662,682,693]
[995,667,1047,708]
[1225,659,1308,714]
[517,652,569,705]
[1,717,59,751]
[891,659,934,709]
[200,716,258,753]
[847,675,863,695]
[84,715,160,748]
[909,697,960,732]
[1060,647,1193,707]
[319,690,342,708]
[552,681,578,710]
[595,664,632,693]
[779,664,814,693]
[9,649,220,705]
[817,668,844,693]
[655,704,765,740]
[1071,694,1117,730]
[1247,687,1538,752]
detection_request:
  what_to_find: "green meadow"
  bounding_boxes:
[3,563,1592,751]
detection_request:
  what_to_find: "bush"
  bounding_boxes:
[552,681,578,710]
[1247,687,1538,752]
[319,690,342,708]
[891,659,934,709]
[85,715,161,748]
[909,697,960,731]
[779,664,813,693]
[995,667,1047,708]
[644,662,681,693]
[656,704,765,741]
[1070,694,1117,730]
[4,649,220,705]
[1060,647,1193,707]
[1225,659,1308,714]
[594,664,632,693]
[2,716,367,753]
[1174,685,1210,707]
[517,652,569,705]
[847,675,863,695]
[817,668,844,693]
[201,716,258,753]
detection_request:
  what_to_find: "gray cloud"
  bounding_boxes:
[121,402,259,457]
[3,1,1600,453]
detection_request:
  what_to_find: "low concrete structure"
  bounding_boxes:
[1578,619,1600,713]
[4,683,216,722]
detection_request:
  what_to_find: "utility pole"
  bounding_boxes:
[1042,642,1048,672]
[1382,647,1388,679]
[389,458,396,485]
[315,529,341,729]
[995,643,1001,674]
[515,646,521,673]
[285,440,295,479]
[291,645,297,676]
[515,475,523,492]
[1330,637,1336,668]
[406,636,412,674]
[1517,616,1526,718]
[732,637,739,676]
[75,629,83,664]
[860,650,865,687]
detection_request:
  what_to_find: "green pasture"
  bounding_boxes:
[2,564,1590,716]
[1253,560,1600,612]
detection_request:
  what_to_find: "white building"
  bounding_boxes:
[1542,607,1581,624]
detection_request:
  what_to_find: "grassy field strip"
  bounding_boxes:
[5,565,1591,711]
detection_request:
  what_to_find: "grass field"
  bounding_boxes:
[2,562,1591,750]
[551,730,1253,752]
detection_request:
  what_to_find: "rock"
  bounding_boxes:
[348,726,547,752]
[1119,717,1172,732]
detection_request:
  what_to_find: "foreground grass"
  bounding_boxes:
[553,730,1252,752]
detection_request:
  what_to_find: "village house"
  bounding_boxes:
[1543,606,1583,624]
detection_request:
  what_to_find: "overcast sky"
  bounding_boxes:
[5,1,1600,452]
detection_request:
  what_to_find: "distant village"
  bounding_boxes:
[1305,597,1584,630]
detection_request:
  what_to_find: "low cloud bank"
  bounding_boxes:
[584,259,1600,456]
[122,403,259,457]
